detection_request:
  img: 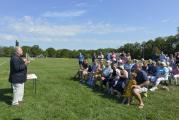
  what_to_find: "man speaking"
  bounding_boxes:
[9,47,30,106]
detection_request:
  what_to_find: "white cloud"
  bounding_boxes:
[0,16,145,49]
[42,10,86,18]
[84,22,144,34]
[1,16,143,38]
[0,33,19,41]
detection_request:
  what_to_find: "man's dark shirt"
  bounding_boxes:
[136,70,148,85]
[9,53,27,84]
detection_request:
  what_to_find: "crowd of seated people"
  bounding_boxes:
[75,51,179,108]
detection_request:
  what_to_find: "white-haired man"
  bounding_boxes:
[9,47,30,106]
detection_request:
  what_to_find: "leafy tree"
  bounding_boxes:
[3,46,15,57]
[46,48,56,57]
[31,45,43,57]
[0,30,179,59]
[0,46,4,57]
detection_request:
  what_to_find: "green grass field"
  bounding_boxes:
[0,58,179,120]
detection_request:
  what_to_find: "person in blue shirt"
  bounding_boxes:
[149,62,169,91]
[106,52,111,61]
[159,52,166,62]
[78,53,84,68]
[124,60,132,79]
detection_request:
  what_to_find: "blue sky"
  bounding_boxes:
[0,0,179,50]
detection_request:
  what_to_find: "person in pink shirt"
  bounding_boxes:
[111,51,117,63]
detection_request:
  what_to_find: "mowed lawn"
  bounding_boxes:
[0,58,179,120]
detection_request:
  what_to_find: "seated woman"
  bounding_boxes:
[114,65,128,95]
[122,72,137,105]
[100,60,113,89]
[74,59,89,81]
[94,60,105,85]
[132,63,149,109]
[79,59,89,83]
[172,64,179,85]
[87,60,98,86]
[150,62,169,91]
[108,63,121,94]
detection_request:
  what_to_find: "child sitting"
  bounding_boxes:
[122,72,137,105]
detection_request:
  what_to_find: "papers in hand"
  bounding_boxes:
[27,74,37,80]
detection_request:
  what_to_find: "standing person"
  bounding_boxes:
[175,52,179,64]
[92,52,97,63]
[124,60,132,79]
[78,53,84,69]
[126,53,131,61]
[9,47,30,106]
[132,63,149,109]
[106,52,111,61]
[111,51,117,63]
[159,52,166,62]
[98,51,104,62]
[172,63,179,85]
[169,54,175,68]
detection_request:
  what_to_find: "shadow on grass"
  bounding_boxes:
[70,76,124,103]
[0,88,12,105]
[12,118,23,120]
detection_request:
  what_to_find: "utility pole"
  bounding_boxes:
[177,27,179,39]
[172,27,179,49]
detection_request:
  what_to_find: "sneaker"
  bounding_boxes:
[161,86,169,91]
[80,80,83,83]
[12,103,19,107]
[138,104,144,109]
[149,87,158,92]
[143,92,148,97]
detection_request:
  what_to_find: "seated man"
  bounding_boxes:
[147,61,157,74]
[132,63,149,108]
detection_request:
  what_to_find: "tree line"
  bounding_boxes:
[0,35,178,59]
